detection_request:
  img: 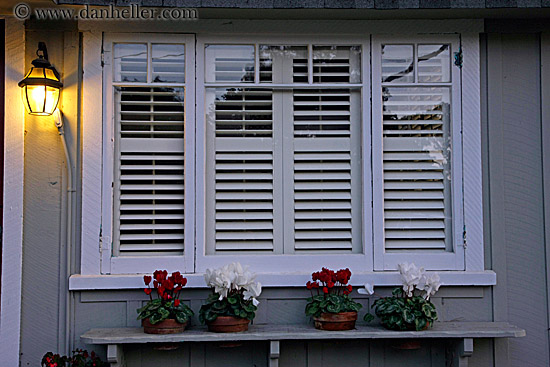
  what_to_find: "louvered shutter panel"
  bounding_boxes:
[290,47,361,252]
[382,88,451,252]
[207,88,277,252]
[115,87,186,256]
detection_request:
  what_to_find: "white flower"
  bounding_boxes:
[418,273,441,300]
[398,262,424,297]
[357,283,374,295]
[204,262,260,301]
[243,281,262,306]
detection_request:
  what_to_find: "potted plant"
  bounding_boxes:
[362,263,441,331]
[41,349,107,367]
[305,267,362,331]
[199,262,262,333]
[137,270,194,334]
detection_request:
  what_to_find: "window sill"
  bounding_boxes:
[69,271,496,290]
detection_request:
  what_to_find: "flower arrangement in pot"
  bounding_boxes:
[41,350,107,367]
[199,262,262,333]
[305,267,362,331]
[137,270,194,334]
[362,263,441,331]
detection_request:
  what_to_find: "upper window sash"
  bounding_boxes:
[202,38,365,89]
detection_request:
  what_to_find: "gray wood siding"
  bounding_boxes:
[486,33,549,367]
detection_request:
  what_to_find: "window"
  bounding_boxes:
[101,34,195,274]
[372,36,464,271]
[79,31,487,284]
[195,38,371,273]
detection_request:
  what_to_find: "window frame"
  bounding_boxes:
[77,29,490,287]
[100,33,196,274]
[195,35,373,274]
[371,35,465,271]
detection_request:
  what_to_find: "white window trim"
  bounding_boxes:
[78,30,492,287]
[195,35,373,274]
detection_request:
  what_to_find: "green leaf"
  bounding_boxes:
[415,318,427,331]
[363,313,374,322]
[175,312,189,324]
[402,309,415,324]
[326,304,340,313]
[392,288,403,297]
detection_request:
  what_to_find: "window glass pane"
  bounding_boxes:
[418,44,451,83]
[152,44,185,83]
[313,46,361,83]
[381,45,414,83]
[382,86,452,252]
[259,45,308,83]
[114,43,147,82]
[205,45,255,83]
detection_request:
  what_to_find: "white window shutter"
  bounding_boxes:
[206,88,279,253]
[115,87,186,256]
[287,47,362,253]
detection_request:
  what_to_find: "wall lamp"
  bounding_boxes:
[18,41,72,355]
[18,42,63,117]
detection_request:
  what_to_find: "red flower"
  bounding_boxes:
[323,287,328,294]
[143,275,152,285]
[327,281,334,288]
[182,278,188,286]
[347,284,352,292]
[174,299,180,307]
[144,288,152,295]
[306,281,313,290]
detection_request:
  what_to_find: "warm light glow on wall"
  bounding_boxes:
[18,42,62,116]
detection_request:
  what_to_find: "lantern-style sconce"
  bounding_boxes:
[18,42,63,116]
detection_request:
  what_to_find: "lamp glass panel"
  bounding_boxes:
[28,67,46,79]
[45,68,60,81]
[24,85,60,115]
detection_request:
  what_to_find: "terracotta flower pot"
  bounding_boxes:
[313,311,357,331]
[206,316,250,333]
[142,318,187,334]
